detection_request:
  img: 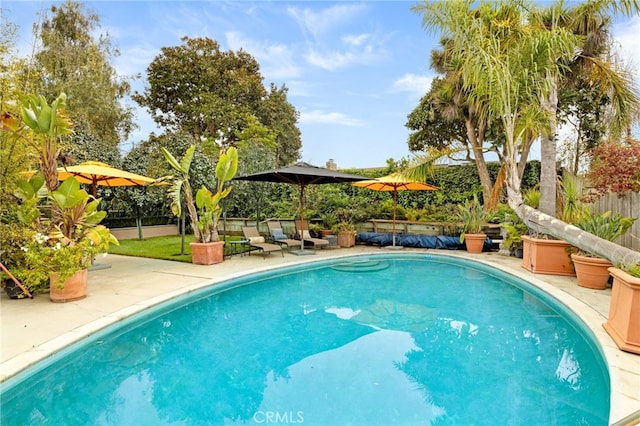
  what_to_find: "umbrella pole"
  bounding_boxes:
[290,183,314,255]
[392,189,397,247]
[300,184,305,252]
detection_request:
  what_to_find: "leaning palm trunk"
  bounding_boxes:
[506,171,640,269]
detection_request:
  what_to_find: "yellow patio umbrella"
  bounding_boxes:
[57,161,156,196]
[353,173,438,248]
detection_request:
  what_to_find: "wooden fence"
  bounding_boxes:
[591,192,640,251]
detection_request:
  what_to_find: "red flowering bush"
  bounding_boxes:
[585,138,640,200]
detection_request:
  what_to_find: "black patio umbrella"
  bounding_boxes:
[234,162,368,254]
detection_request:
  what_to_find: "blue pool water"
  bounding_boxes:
[1,254,609,425]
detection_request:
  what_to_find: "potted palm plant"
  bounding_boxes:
[4,93,117,301]
[457,195,488,254]
[571,211,635,289]
[162,144,238,265]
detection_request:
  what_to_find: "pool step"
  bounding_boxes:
[331,260,390,272]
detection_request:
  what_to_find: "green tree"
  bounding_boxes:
[133,36,266,147]
[412,0,640,268]
[0,16,35,191]
[406,19,537,209]
[557,76,610,174]
[258,83,302,166]
[33,0,134,160]
[531,0,639,216]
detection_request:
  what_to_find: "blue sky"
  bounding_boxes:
[4,1,640,169]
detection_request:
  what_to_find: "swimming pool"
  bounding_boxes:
[0,254,609,425]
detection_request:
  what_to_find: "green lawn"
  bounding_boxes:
[108,235,251,262]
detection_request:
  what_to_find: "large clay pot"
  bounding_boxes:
[603,267,640,354]
[463,233,486,254]
[50,269,88,303]
[190,241,225,265]
[521,236,576,276]
[337,231,356,248]
[571,254,612,290]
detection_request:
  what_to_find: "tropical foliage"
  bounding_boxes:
[162,144,238,243]
[411,0,640,270]
[17,176,118,288]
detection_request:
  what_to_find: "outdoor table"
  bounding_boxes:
[227,239,250,257]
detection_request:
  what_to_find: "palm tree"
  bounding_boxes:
[533,0,640,217]
[412,0,640,269]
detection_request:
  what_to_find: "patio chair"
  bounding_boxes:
[241,226,284,258]
[294,220,330,249]
[266,221,302,251]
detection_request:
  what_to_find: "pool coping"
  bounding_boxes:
[1,249,638,423]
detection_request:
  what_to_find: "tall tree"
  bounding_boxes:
[413,0,640,268]
[406,21,538,209]
[33,0,134,161]
[258,83,302,166]
[532,0,639,216]
[133,36,266,147]
[0,16,34,186]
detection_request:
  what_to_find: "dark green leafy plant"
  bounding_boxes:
[16,175,118,288]
[162,144,238,243]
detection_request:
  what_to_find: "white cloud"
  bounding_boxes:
[305,41,385,71]
[342,33,370,47]
[613,15,640,76]
[225,31,301,80]
[299,110,364,126]
[114,42,161,78]
[284,80,312,97]
[305,49,358,71]
[286,4,367,40]
[391,73,433,97]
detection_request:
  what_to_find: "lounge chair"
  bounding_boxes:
[266,221,302,251]
[294,220,330,249]
[241,227,284,258]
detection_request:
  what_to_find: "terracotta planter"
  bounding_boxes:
[463,233,486,254]
[603,267,640,354]
[190,241,224,265]
[337,231,356,248]
[521,236,576,276]
[50,269,88,303]
[571,254,612,290]
[319,229,334,238]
